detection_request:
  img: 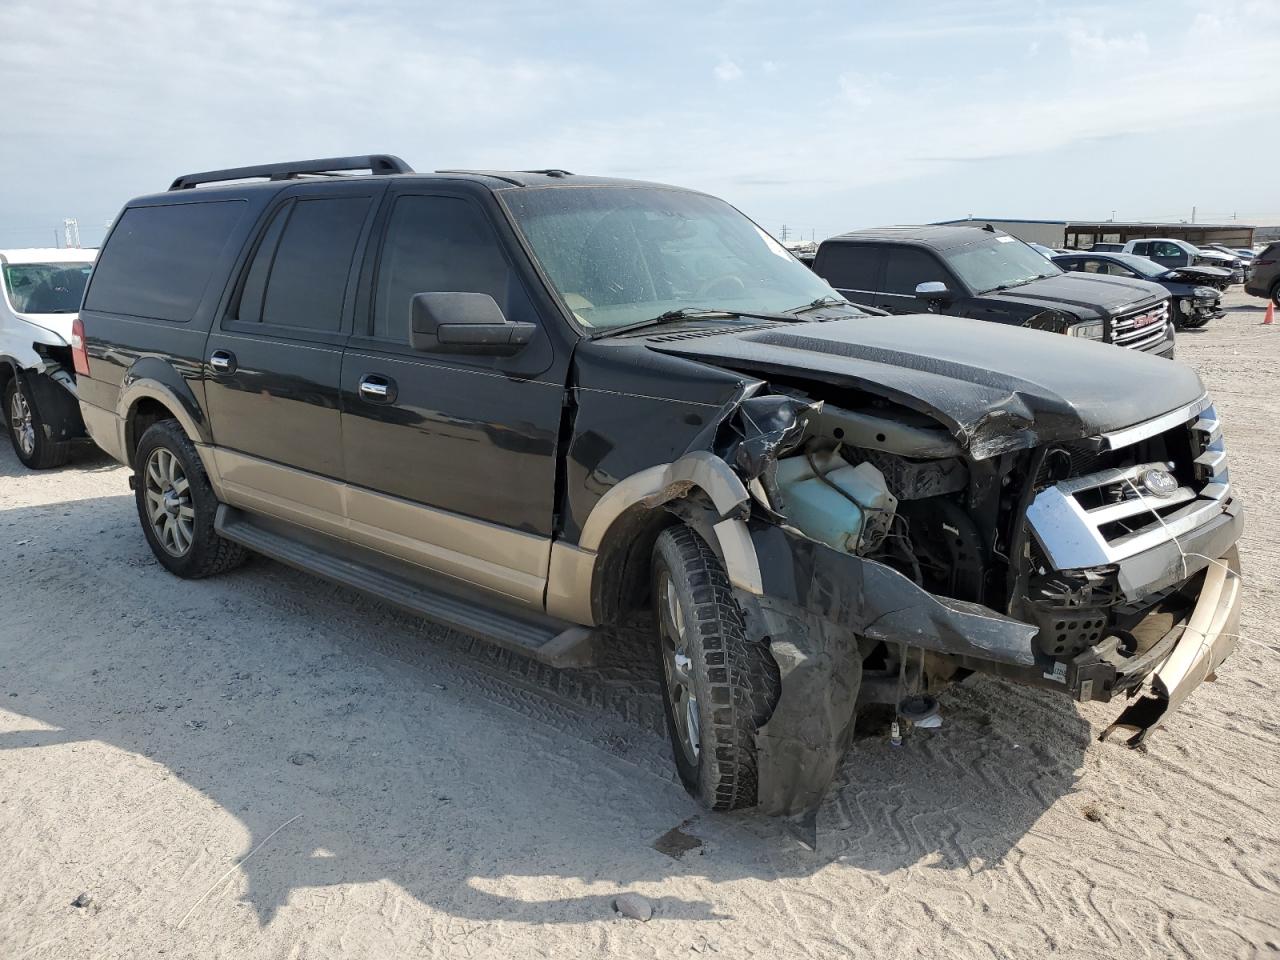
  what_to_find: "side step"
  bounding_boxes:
[215,506,597,668]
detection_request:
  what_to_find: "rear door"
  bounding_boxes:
[875,246,958,314]
[203,181,383,521]
[813,242,884,309]
[337,185,567,608]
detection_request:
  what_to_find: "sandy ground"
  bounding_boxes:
[1,290,1278,960]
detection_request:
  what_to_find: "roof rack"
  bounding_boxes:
[168,154,413,191]
[522,169,574,178]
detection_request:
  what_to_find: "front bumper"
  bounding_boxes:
[1101,545,1241,745]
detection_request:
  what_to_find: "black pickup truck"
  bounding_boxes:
[75,156,1242,841]
[812,225,1176,358]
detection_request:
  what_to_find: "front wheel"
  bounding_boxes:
[134,420,248,578]
[1271,282,1280,308]
[652,525,779,811]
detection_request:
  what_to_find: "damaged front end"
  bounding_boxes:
[663,385,1242,840]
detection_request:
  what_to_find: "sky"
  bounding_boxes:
[3,0,1278,249]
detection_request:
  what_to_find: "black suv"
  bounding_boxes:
[76,156,1241,839]
[812,225,1176,358]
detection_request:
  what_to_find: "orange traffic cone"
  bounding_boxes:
[1266,301,1275,325]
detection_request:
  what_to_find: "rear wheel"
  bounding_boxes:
[134,420,248,578]
[4,375,72,469]
[651,525,779,811]
[1271,281,1280,307]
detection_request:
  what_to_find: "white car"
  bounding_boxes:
[1,248,96,467]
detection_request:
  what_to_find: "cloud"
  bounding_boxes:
[0,0,1277,246]
[714,57,743,82]
[1065,24,1150,60]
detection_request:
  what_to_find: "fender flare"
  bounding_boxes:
[546,452,763,625]
[114,375,218,485]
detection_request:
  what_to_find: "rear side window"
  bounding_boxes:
[883,248,951,294]
[371,195,525,342]
[85,200,245,321]
[817,244,883,292]
[250,197,371,332]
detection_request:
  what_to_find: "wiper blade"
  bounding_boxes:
[983,277,1039,294]
[590,306,801,339]
[786,295,852,315]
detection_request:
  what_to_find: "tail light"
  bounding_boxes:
[71,317,90,376]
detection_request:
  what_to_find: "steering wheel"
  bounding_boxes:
[695,274,747,300]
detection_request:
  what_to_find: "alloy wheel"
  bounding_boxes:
[144,447,195,557]
[658,572,701,764]
[9,387,35,458]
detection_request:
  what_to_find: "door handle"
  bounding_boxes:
[209,350,236,374]
[358,374,396,403]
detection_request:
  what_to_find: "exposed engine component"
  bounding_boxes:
[774,448,897,553]
[853,448,968,500]
[1022,565,1122,658]
[807,403,960,459]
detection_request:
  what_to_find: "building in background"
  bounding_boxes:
[934,217,1256,250]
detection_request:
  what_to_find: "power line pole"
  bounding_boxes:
[62,218,81,249]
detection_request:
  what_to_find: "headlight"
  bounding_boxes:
[1068,319,1104,340]
[1193,286,1217,299]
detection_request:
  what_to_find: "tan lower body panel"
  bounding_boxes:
[209,448,550,608]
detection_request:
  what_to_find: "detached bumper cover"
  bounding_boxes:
[737,524,1038,825]
[1102,545,1242,745]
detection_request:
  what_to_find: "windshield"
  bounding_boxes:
[942,236,1062,294]
[1113,254,1166,278]
[502,186,849,330]
[2,262,93,314]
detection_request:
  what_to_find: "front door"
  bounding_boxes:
[1147,240,1190,269]
[874,247,959,314]
[203,181,383,525]
[339,187,568,608]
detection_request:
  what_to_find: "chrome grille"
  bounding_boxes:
[1110,300,1170,352]
[1026,398,1230,570]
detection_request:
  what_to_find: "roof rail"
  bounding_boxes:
[168,154,414,191]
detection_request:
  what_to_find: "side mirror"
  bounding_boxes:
[914,280,951,308]
[409,292,536,356]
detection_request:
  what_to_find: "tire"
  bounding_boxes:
[651,525,779,811]
[4,375,73,469]
[133,419,248,578]
[1271,282,1280,308]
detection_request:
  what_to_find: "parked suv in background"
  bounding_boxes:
[812,226,1175,357]
[1244,241,1280,306]
[0,248,96,467]
[76,156,1242,840]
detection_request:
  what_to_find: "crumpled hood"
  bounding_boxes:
[647,314,1205,459]
[1164,265,1231,283]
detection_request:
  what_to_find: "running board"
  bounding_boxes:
[214,506,597,668]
